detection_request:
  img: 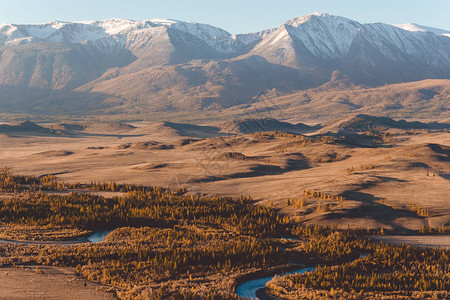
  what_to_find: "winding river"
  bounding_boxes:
[240,234,450,298]
[236,253,368,299]
[0,229,113,245]
[85,229,113,243]
[236,266,315,299]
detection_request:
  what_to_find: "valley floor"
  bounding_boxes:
[0,120,448,232]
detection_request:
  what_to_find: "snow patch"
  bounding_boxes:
[394,23,450,37]
[149,19,179,25]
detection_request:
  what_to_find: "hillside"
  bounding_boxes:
[225,79,450,122]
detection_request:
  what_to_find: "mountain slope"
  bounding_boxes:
[226,79,450,122]
[73,56,318,112]
[245,13,450,84]
[319,114,450,133]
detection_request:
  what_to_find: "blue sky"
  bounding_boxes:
[0,0,449,33]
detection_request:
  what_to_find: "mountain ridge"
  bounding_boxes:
[0,13,449,119]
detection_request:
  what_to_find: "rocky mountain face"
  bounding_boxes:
[246,14,450,84]
[0,13,449,117]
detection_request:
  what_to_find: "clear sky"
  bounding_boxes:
[0,0,449,34]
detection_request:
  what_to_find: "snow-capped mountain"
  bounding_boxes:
[394,23,450,37]
[0,18,257,55]
[0,13,448,115]
[1,14,448,66]
[246,13,450,84]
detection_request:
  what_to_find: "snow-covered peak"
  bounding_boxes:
[1,14,449,62]
[149,18,179,26]
[247,12,450,69]
[145,18,232,42]
[93,19,137,35]
[48,20,67,29]
[274,13,363,60]
[394,23,450,37]
[285,13,356,27]
[0,18,237,51]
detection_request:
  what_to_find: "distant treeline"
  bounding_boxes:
[0,167,286,236]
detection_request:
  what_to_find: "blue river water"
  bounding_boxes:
[0,229,113,245]
[86,230,112,243]
[236,252,368,299]
[236,266,315,299]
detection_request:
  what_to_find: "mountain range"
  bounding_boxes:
[0,13,449,119]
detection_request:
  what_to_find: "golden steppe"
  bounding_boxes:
[0,116,450,299]
[1,118,448,233]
